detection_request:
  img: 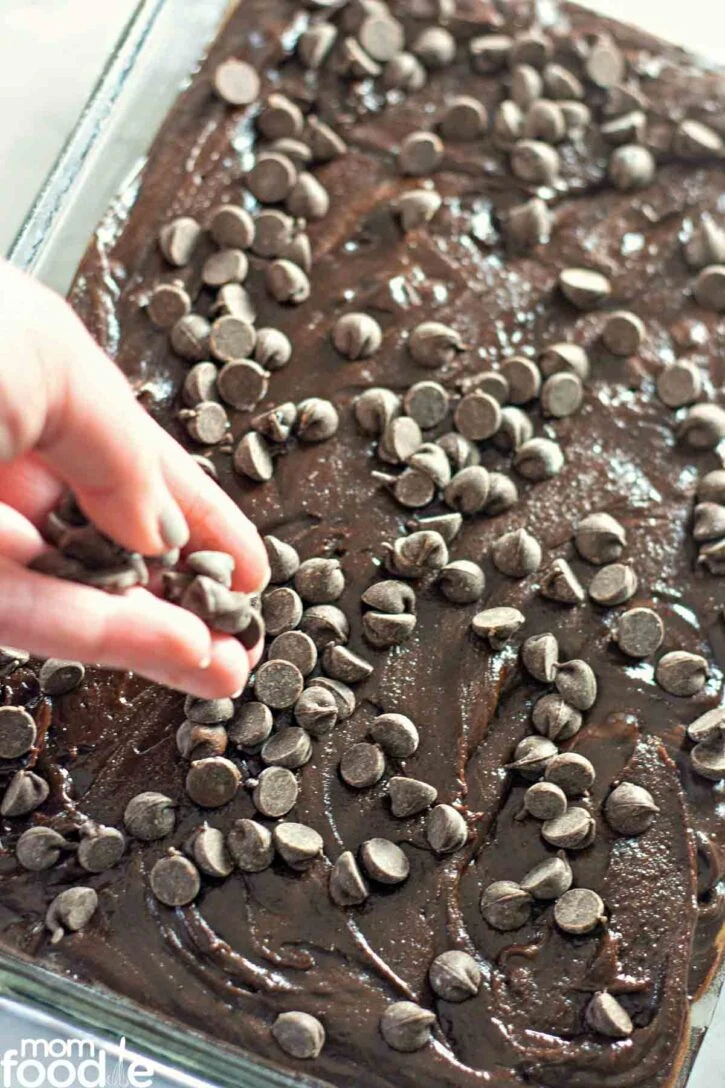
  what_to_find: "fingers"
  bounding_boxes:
[0,260,188,556]
[0,556,249,698]
[0,453,63,526]
[0,503,47,565]
[153,423,269,592]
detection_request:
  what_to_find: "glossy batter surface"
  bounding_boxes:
[0,2,724,1087]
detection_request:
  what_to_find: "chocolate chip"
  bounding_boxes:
[443,466,491,515]
[362,580,416,614]
[294,686,339,735]
[354,388,401,436]
[297,397,339,442]
[694,264,725,314]
[555,660,597,710]
[655,650,708,696]
[693,502,725,542]
[510,139,560,184]
[559,268,612,309]
[471,606,525,649]
[187,552,235,590]
[510,30,551,68]
[333,312,382,360]
[252,210,294,259]
[209,315,256,364]
[438,559,485,604]
[261,724,312,770]
[339,742,385,789]
[219,360,271,412]
[683,213,725,269]
[609,144,655,190]
[286,172,330,220]
[541,806,595,850]
[532,694,582,741]
[470,33,512,72]
[214,58,260,105]
[16,827,68,871]
[380,1002,434,1053]
[539,341,590,380]
[616,607,664,658]
[0,646,29,678]
[342,33,383,76]
[1,770,49,817]
[604,782,659,835]
[264,535,300,583]
[485,472,520,515]
[601,111,646,147]
[184,824,232,879]
[521,633,558,683]
[45,886,98,944]
[298,22,337,68]
[229,702,273,751]
[294,558,344,604]
[524,99,566,144]
[258,93,304,140]
[320,645,372,685]
[699,469,725,505]
[513,437,564,480]
[524,781,568,821]
[504,196,551,249]
[589,563,638,606]
[360,837,410,884]
[307,115,348,161]
[170,314,211,360]
[262,588,303,637]
[412,24,455,67]
[253,766,299,817]
[234,433,274,483]
[148,282,191,328]
[388,776,438,818]
[149,851,200,907]
[73,825,124,875]
[586,993,633,1039]
[413,511,464,542]
[181,577,252,635]
[560,100,591,133]
[687,707,725,744]
[271,1011,325,1061]
[585,36,625,87]
[385,530,448,577]
[39,659,85,696]
[408,321,462,368]
[382,51,427,90]
[691,738,725,781]
[248,150,298,204]
[601,312,646,358]
[507,735,558,779]
[545,753,595,797]
[575,513,626,565]
[454,390,501,441]
[539,558,585,604]
[329,850,369,905]
[185,756,241,808]
[494,100,524,145]
[426,803,467,854]
[511,64,543,108]
[493,408,534,451]
[399,131,444,176]
[214,282,256,321]
[0,706,36,759]
[699,539,725,573]
[300,604,350,647]
[491,528,542,578]
[673,118,723,159]
[402,382,448,430]
[544,62,584,99]
[407,443,451,488]
[440,95,487,141]
[555,888,606,935]
[678,403,725,449]
[183,362,219,407]
[158,216,201,266]
[369,712,419,758]
[520,854,573,899]
[429,950,480,1002]
[268,631,317,677]
[379,417,424,464]
[363,610,417,646]
[209,204,255,249]
[124,792,175,841]
[274,821,324,870]
[203,248,249,289]
[254,660,305,709]
[185,401,229,445]
[540,372,584,418]
[395,188,442,232]
[385,467,433,509]
[480,880,533,930]
[266,259,311,304]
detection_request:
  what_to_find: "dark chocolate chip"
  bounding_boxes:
[521,633,559,683]
[471,606,525,649]
[296,398,339,442]
[269,630,318,676]
[523,781,568,821]
[229,701,273,749]
[1,770,49,817]
[148,282,191,328]
[398,131,444,176]
[124,791,175,841]
[388,776,438,817]
[555,659,597,710]
[491,528,542,578]
[78,825,125,873]
[186,824,233,878]
[272,1012,325,1059]
[532,694,582,741]
[520,854,573,899]
[266,259,311,304]
[438,560,485,604]
[170,314,211,360]
[0,706,36,759]
[513,437,564,480]
[539,558,585,604]
[329,850,369,905]
[588,563,638,605]
[294,686,339,735]
[17,827,68,871]
[541,806,595,849]
[150,851,200,906]
[408,321,462,368]
[544,753,596,797]
[321,644,373,683]
[480,880,532,930]
[604,782,659,835]
[555,888,605,934]
[426,803,467,854]
[39,659,85,696]
[443,466,491,515]
[185,756,241,807]
[609,144,655,190]
[228,818,275,871]
[254,660,305,709]
[575,513,626,565]
[252,766,299,817]
[273,821,324,869]
[214,58,260,105]
[45,887,98,943]
[340,742,385,788]
[429,950,481,1001]
[380,1002,434,1052]
[264,535,300,584]
[295,558,345,603]
[558,268,611,309]
[360,837,410,884]
[586,993,633,1038]
[615,607,664,657]
[678,403,725,448]
[262,727,312,769]
[158,217,201,266]
[655,650,708,696]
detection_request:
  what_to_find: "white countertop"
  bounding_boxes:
[0,2,722,1086]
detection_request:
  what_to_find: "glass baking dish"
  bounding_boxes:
[5,0,725,1085]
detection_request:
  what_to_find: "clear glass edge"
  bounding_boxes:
[2,0,724,1082]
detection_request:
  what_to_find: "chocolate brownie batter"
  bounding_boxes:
[1,1,724,1087]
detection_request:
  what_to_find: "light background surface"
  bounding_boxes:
[0,1,723,1086]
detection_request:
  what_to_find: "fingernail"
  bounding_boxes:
[158,500,190,551]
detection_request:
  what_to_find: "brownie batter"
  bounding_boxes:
[1,1,724,1087]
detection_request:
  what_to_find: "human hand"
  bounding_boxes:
[0,259,269,697]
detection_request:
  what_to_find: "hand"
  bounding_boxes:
[0,259,269,697]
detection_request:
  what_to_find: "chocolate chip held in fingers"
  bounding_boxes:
[9,1,725,1086]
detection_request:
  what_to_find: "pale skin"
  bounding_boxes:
[0,259,269,697]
